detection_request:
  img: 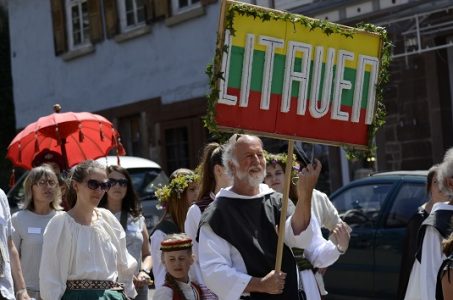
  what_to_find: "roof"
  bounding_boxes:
[371,170,428,177]
[96,156,161,170]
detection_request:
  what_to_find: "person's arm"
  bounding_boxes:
[135,224,152,288]
[442,268,453,300]
[39,215,70,300]
[8,238,30,300]
[291,160,321,235]
[150,230,167,288]
[419,226,444,300]
[184,205,201,242]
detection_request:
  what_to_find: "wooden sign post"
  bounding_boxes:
[207,0,390,272]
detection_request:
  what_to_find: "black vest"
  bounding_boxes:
[415,209,453,262]
[200,192,299,300]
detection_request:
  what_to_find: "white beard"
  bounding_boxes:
[236,168,265,188]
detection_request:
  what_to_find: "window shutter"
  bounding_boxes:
[104,0,119,38]
[50,0,67,55]
[144,0,154,23]
[87,0,103,43]
[153,0,170,19]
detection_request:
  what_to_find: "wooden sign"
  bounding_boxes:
[210,0,389,149]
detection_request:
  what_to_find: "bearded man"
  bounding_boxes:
[198,134,338,300]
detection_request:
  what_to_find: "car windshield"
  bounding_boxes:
[127,168,169,198]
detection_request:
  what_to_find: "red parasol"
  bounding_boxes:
[6,104,125,170]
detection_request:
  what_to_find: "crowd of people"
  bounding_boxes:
[6,133,453,299]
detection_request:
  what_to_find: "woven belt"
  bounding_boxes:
[66,280,123,290]
[292,247,314,271]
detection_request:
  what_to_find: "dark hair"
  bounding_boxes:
[98,165,142,218]
[66,160,106,208]
[265,153,299,203]
[427,164,439,195]
[197,143,224,201]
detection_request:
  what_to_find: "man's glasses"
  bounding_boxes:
[86,179,111,191]
[109,178,128,187]
[36,179,57,188]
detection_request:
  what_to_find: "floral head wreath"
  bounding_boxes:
[155,172,199,208]
[264,152,299,177]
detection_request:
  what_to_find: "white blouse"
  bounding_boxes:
[153,280,200,300]
[39,208,137,300]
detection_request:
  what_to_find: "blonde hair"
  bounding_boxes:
[21,165,62,211]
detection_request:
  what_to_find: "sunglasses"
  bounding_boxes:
[86,179,111,191]
[109,178,128,187]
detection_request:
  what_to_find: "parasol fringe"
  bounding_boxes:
[56,126,61,145]
[9,169,15,188]
[18,144,22,163]
[100,123,105,141]
[79,128,84,142]
[34,134,39,153]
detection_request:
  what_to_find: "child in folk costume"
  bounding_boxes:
[153,234,203,300]
[151,169,199,288]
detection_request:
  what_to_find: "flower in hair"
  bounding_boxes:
[155,173,199,208]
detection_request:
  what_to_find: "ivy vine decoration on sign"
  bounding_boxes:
[204,0,392,157]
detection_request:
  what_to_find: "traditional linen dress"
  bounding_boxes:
[297,189,343,300]
[198,184,330,300]
[39,207,137,300]
[185,193,219,299]
[12,209,63,299]
[114,212,148,300]
[405,203,453,300]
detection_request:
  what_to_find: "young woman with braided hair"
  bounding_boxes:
[153,233,203,300]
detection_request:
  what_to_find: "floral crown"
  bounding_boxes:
[264,152,299,177]
[155,172,199,207]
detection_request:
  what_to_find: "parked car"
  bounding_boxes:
[324,171,428,299]
[7,156,168,231]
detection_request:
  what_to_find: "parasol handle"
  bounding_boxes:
[274,140,294,271]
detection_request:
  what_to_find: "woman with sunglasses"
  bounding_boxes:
[11,165,63,299]
[99,165,152,300]
[151,168,199,288]
[39,160,137,300]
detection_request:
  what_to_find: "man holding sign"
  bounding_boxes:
[198,134,342,299]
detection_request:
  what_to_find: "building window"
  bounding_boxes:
[164,127,190,173]
[67,0,90,49]
[118,0,146,31]
[118,115,142,156]
[171,0,200,15]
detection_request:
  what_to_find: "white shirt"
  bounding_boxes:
[185,203,204,285]
[150,229,168,288]
[199,185,323,300]
[404,202,453,300]
[11,209,63,293]
[0,189,14,300]
[39,208,138,300]
[311,189,341,231]
[153,280,200,300]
